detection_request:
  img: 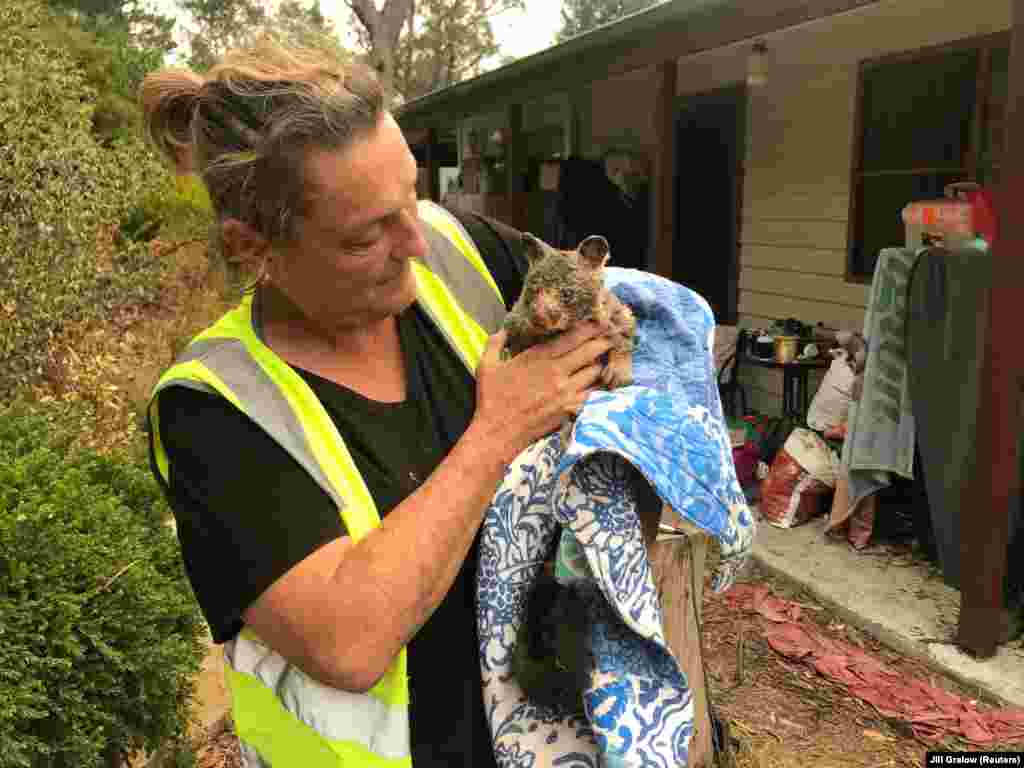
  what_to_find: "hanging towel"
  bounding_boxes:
[830,248,917,534]
[477,268,755,767]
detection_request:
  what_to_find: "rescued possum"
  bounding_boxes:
[511,573,592,712]
[510,467,662,710]
[503,232,637,446]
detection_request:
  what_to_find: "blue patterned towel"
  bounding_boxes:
[477,268,756,768]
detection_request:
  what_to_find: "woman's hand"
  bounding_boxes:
[471,321,614,466]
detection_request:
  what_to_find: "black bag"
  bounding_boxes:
[757,415,799,467]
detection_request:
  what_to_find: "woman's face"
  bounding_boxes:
[270,112,429,333]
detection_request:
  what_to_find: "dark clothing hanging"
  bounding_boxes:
[539,156,649,271]
[905,245,1023,606]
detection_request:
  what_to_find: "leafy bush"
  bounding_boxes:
[119,204,165,244]
[40,1,174,140]
[30,9,142,143]
[0,0,181,400]
[0,403,206,768]
[83,12,170,103]
[119,175,214,245]
[167,175,215,220]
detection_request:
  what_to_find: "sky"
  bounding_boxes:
[153,0,565,70]
[319,1,564,63]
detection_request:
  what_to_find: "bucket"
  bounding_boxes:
[774,336,799,363]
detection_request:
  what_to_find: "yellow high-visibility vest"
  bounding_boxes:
[148,201,505,766]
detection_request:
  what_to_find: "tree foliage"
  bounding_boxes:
[46,0,177,64]
[43,0,177,102]
[181,0,349,71]
[556,0,659,42]
[273,0,351,63]
[393,0,524,102]
[0,0,175,400]
[179,0,270,70]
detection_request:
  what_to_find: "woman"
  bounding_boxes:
[141,40,613,767]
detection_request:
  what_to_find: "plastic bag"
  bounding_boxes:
[806,354,856,433]
[732,442,760,488]
[759,429,837,529]
[784,428,840,487]
[755,415,799,467]
[848,503,876,550]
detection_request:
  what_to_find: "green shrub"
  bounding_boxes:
[119,204,165,244]
[118,173,214,246]
[84,12,169,103]
[0,404,206,768]
[0,0,181,400]
[168,175,214,218]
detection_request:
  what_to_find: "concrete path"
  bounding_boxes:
[752,515,1024,709]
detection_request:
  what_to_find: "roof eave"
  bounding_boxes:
[395,0,721,119]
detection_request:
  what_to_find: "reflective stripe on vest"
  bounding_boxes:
[147,200,505,767]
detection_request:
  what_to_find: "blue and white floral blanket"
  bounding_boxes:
[477,268,756,768]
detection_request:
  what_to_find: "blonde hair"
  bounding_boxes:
[139,37,384,290]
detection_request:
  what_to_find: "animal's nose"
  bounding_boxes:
[534,305,562,327]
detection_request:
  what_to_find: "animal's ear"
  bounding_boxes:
[577,235,610,269]
[521,232,546,265]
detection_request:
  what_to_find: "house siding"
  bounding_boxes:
[673,0,1012,414]
[590,65,660,154]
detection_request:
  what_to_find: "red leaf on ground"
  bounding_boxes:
[724,582,804,622]
[810,654,860,687]
[757,596,803,623]
[922,683,965,711]
[959,713,995,743]
[735,581,1024,746]
[723,583,769,611]
[983,709,1024,742]
[762,621,821,659]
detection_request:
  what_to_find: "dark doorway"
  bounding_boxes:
[673,85,747,325]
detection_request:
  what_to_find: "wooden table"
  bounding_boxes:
[743,355,830,420]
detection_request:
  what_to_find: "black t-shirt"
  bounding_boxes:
[154,208,526,767]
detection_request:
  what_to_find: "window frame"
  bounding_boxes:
[845,31,1011,283]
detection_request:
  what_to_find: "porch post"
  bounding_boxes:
[651,60,677,279]
[426,126,441,203]
[506,103,527,195]
[956,1,1023,658]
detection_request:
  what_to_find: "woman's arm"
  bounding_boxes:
[242,324,614,692]
[242,418,507,691]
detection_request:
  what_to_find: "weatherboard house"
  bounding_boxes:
[396,0,1024,669]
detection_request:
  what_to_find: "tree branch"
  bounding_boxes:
[380,0,415,49]
[345,0,380,38]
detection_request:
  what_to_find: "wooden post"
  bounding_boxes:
[506,103,527,195]
[637,481,714,767]
[651,60,678,279]
[957,1,1024,658]
[426,126,441,203]
[570,87,593,158]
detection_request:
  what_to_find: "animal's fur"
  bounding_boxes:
[835,331,868,402]
[503,232,637,446]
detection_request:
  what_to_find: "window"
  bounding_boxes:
[848,35,1009,280]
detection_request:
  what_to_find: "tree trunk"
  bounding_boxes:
[377,43,395,106]
[639,498,715,767]
[346,0,414,106]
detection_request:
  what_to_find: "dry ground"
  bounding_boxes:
[189,558,1024,768]
[703,561,1023,768]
